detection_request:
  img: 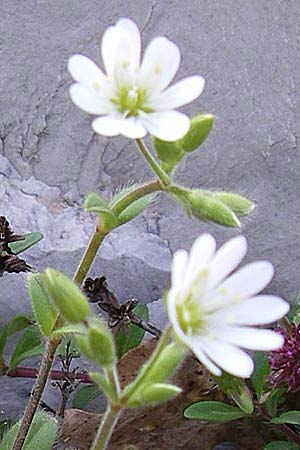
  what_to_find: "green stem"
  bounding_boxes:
[91,406,121,450]
[73,228,106,285]
[106,364,121,404]
[136,138,171,187]
[110,179,164,216]
[121,325,172,404]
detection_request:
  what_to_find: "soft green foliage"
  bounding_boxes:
[126,383,181,408]
[212,191,255,216]
[215,372,254,414]
[184,401,248,422]
[143,342,186,384]
[271,411,300,425]
[28,273,57,336]
[9,325,44,371]
[89,372,117,402]
[76,333,93,359]
[117,194,153,225]
[0,412,57,450]
[44,269,90,323]
[152,114,214,173]
[88,322,116,367]
[84,191,117,231]
[8,232,43,255]
[72,384,102,409]
[264,387,286,417]
[264,442,300,450]
[115,304,149,358]
[177,114,214,152]
[251,352,271,401]
[187,189,241,227]
[0,315,32,355]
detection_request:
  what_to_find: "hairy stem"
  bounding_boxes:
[11,338,60,450]
[91,406,121,450]
[135,138,171,187]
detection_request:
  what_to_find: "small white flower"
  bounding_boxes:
[68,18,205,141]
[167,234,290,378]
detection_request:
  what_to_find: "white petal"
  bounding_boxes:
[69,84,109,115]
[101,25,124,75]
[171,249,188,287]
[116,18,141,68]
[208,236,247,289]
[139,110,190,141]
[187,337,222,376]
[92,116,122,136]
[68,55,105,89]
[219,261,274,298]
[203,339,254,378]
[218,327,285,351]
[141,37,180,93]
[148,76,205,110]
[184,234,216,289]
[222,295,290,325]
[118,117,147,139]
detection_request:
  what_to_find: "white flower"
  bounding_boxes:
[167,234,290,378]
[68,18,205,141]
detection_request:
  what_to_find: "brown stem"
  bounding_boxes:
[11,338,60,450]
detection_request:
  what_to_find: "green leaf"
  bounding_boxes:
[8,232,43,255]
[51,324,86,338]
[9,325,44,370]
[264,442,300,450]
[215,373,253,414]
[0,412,57,450]
[84,192,117,231]
[127,383,181,408]
[184,401,248,422]
[0,315,32,355]
[72,384,102,409]
[264,387,286,417]
[271,410,300,425]
[28,273,57,336]
[117,195,153,225]
[115,304,149,358]
[251,352,271,401]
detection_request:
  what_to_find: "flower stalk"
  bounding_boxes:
[91,405,121,450]
[135,139,171,187]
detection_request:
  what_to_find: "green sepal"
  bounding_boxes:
[0,412,57,450]
[88,321,116,367]
[184,401,248,422]
[9,325,44,371]
[126,383,181,408]
[84,192,117,232]
[28,273,57,336]
[117,195,153,225]
[44,269,90,323]
[141,342,186,384]
[215,372,254,414]
[89,371,118,403]
[152,138,184,173]
[213,192,255,216]
[8,232,43,255]
[187,189,241,227]
[177,114,214,152]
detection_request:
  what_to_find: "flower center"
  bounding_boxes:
[111,85,151,116]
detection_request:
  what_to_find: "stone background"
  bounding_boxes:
[0,0,299,423]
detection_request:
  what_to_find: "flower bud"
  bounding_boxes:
[213,192,255,216]
[76,333,93,359]
[178,114,214,152]
[187,190,241,227]
[44,269,90,323]
[145,342,186,383]
[126,383,181,408]
[88,321,116,367]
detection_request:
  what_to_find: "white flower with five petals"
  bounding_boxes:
[68,18,205,141]
[167,234,289,378]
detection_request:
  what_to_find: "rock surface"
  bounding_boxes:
[0,0,299,428]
